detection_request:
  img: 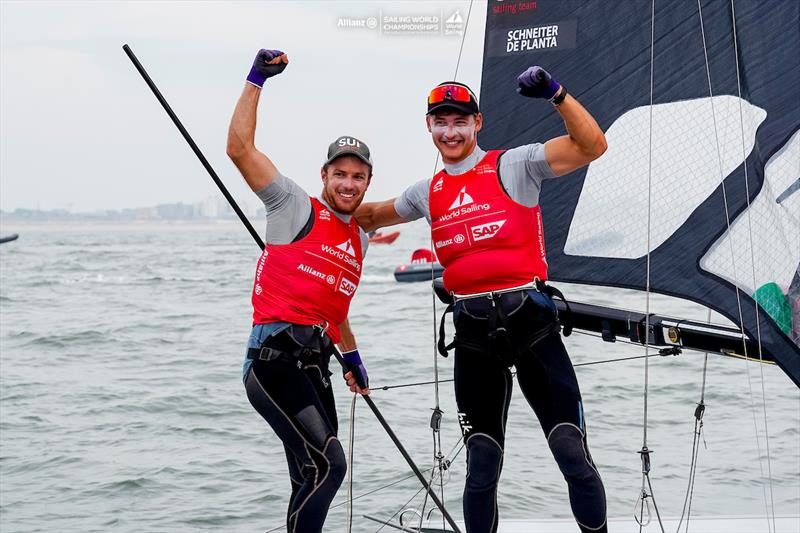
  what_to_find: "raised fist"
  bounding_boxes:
[517,66,561,100]
[246,49,288,88]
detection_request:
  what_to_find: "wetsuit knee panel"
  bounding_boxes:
[302,436,347,489]
[466,434,503,491]
[547,424,595,480]
[323,437,347,486]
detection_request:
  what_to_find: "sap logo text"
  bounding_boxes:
[338,277,357,296]
[471,219,506,241]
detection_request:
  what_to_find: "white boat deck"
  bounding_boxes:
[489,515,800,532]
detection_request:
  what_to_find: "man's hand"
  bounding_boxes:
[517,66,561,100]
[246,49,289,88]
[342,349,370,395]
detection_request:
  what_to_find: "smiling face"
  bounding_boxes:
[427,111,483,164]
[320,155,372,214]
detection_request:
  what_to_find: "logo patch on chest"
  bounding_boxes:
[448,186,474,210]
[470,219,507,241]
[336,239,356,257]
[338,277,358,297]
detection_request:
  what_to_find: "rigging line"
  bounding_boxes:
[263,436,468,533]
[347,393,357,533]
[373,351,679,392]
[424,3,476,529]
[683,356,709,530]
[452,0,475,80]
[642,0,655,452]
[637,3,659,531]
[377,436,466,533]
[375,482,430,533]
[416,435,437,531]
[674,323,710,533]
[729,0,777,528]
[696,2,774,530]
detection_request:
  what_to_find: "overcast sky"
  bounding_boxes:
[0,1,487,213]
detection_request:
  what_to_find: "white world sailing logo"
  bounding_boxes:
[448,186,474,210]
[336,239,356,257]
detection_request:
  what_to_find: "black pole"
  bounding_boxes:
[122,44,264,250]
[124,44,462,533]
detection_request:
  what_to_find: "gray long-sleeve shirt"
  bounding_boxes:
[255,172,369,253]
[394,144,555,223]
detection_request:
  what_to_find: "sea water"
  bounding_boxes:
[1,220,798,532]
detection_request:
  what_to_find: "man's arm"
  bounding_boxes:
[337,318,369,395]
[355,198,408,233]
[517,66,607,177]
[544,93,607,176]
[355,178,430,231]
[226,50,289,192]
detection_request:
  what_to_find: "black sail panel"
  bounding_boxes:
[479,0,800,386]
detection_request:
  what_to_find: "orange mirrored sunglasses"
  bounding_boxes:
[427,85,473,105]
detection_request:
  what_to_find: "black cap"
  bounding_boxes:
[325,136,372,168]
[427,81,480,115]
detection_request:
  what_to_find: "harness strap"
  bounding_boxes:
[247,324,332,369]
[538,280,573,337]
[436,281,574,360]
[437,303,455,357]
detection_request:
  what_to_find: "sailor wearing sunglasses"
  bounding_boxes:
[356,68,608,533]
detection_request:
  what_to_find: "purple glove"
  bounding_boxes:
[517,66,561,100]
[246,49,287,88]
[342,349,369,389]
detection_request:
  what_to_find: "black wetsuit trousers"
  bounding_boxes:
[452,291,607,533]
[245,356,346,533]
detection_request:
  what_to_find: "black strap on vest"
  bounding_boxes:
[291,205,316,243]
[537,280,573,337]
[436,281,574,359]
[437,303,456,357]
[247,323,332,370]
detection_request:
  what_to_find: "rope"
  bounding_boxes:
[674,327,710,533]
[346,392,357,533]
[421,3,475,531]
[697,1,776,530]
[371,348,681,392]
[729,0,777,528]
[261,439,466,533]
[635,3,660,530]
[372,438,466,533]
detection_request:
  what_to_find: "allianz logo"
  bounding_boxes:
[435,233,466,249]
[297,263,334,284]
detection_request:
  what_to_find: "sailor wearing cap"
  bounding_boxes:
[227,48,372,533]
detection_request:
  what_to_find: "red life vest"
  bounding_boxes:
[429,150,548,294]
[251,198,363,343]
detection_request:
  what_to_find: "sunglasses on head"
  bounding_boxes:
[428,84,473,105]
